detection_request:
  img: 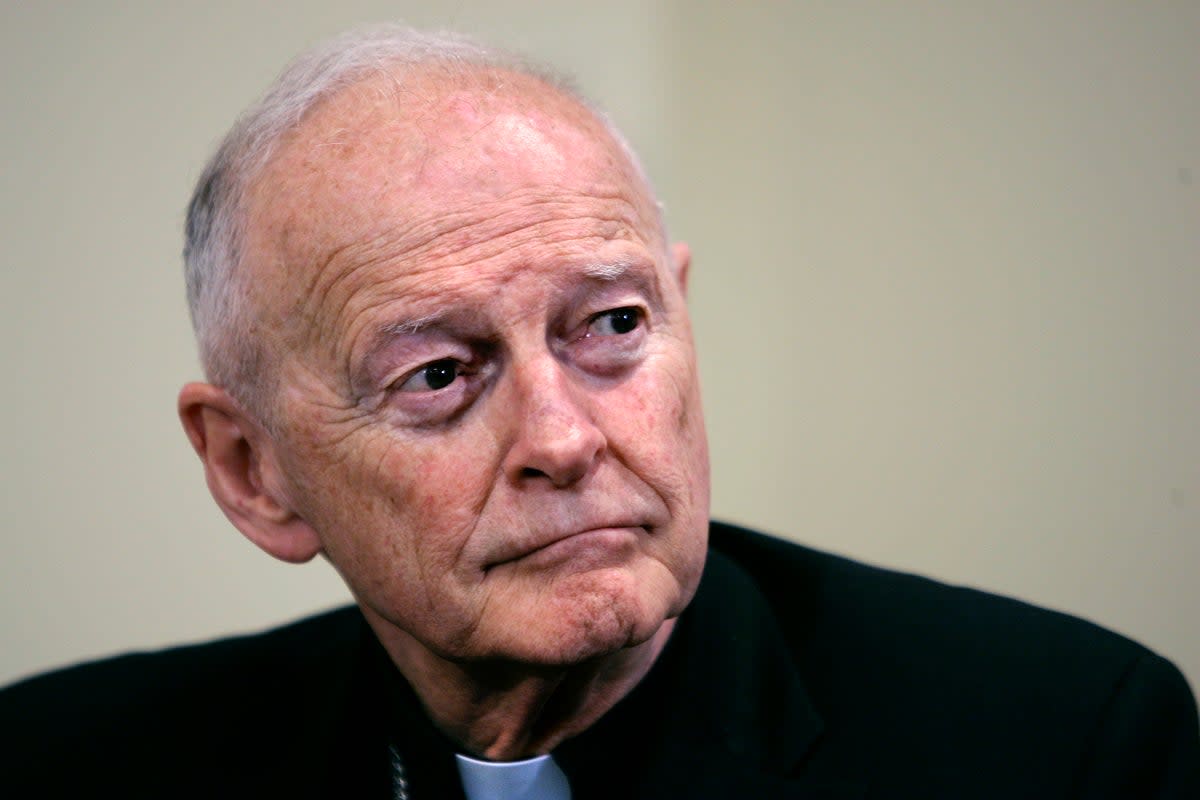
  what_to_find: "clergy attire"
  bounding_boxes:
[3,522,1197,797]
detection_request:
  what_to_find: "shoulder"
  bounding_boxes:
[710,519,1161,676]
[2,604,362,710]
[708,520,1200,795]
[0,605,365,794]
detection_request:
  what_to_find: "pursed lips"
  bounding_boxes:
[483,520,653,571]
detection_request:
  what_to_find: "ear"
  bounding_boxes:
[178,382,322,564]
[670,241,692,297]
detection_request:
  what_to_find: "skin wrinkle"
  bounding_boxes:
[378,241,654,337]
[249,89,654,380]
[323,194,640,305]
[221,67,708,759]
[344,241,657,409]
[295,240,386,348]
[326,213,624,377]
[222,61,651,410]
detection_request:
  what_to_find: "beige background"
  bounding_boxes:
[1,2,1196,695]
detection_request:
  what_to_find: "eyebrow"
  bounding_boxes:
[365,263,639,346]
[378,311,447,337]
[582,259,635,281]
[353,258,662,383]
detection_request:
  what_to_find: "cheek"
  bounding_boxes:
[377,436,490,520]
[614,352,709,502]
[280,420,414,551]
[364,423,503,565]
[287,427,495,629]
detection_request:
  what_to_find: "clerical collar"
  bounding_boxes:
[455,753,571,800]
[365,548,820,798]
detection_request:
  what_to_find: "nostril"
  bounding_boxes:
[519,466,547,481]
[516,456,591,488]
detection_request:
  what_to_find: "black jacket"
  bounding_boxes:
[3,522,1197,797]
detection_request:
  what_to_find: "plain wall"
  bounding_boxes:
[1,2,1196,694]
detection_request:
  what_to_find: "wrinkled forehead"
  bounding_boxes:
[240,68,662,289]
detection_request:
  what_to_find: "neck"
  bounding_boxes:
[367,618,676,761]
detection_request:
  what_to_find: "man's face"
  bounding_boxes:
[241,74,710,667]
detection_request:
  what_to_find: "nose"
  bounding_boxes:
[502,356,606,488]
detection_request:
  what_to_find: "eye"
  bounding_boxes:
[397,358,462,392]
[587,306,643,336]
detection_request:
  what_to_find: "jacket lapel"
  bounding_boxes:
[632,550,871,799]
[292,551,875,798]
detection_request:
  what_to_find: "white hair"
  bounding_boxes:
[183,23,659,424]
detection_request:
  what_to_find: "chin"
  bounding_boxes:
[491,566,683,667]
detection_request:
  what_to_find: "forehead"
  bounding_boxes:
[241,69,661,296]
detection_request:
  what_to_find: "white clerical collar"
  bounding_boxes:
[455,752,571,800]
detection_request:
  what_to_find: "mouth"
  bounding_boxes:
[486,525,648,572]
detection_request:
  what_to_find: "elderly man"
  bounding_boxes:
[3,25,1198,799]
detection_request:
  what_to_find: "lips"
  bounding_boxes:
[512,525,649,571]
[483,516,655,570]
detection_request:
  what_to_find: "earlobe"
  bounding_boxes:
[670,241,692,297]
[177,383,322,564]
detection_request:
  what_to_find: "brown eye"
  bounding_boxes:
[400,359,460,392]
[588,307,642,336]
